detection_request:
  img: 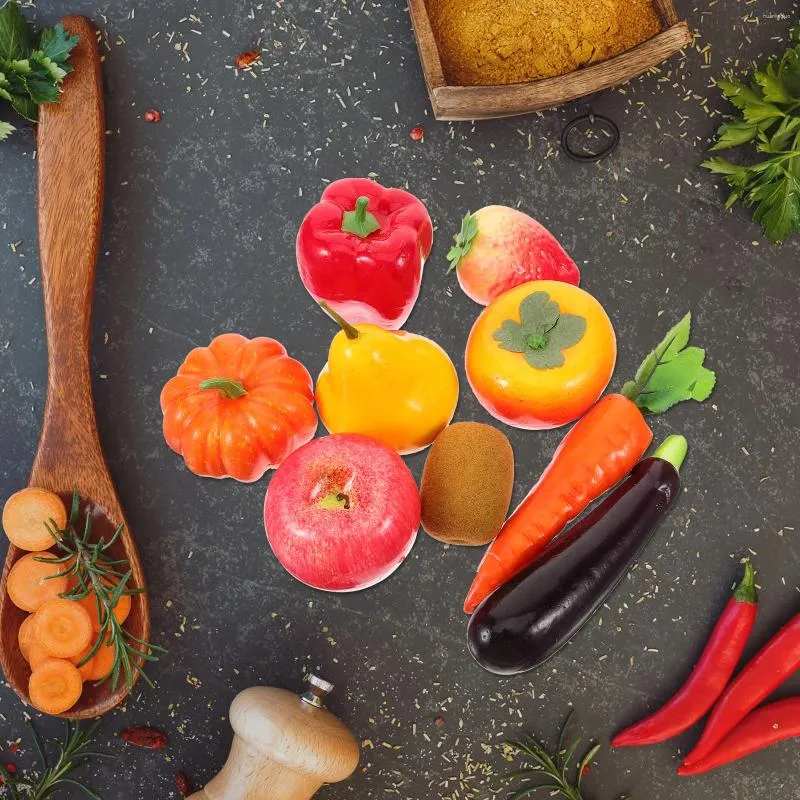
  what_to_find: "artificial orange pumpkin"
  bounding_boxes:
[160,334,317,482]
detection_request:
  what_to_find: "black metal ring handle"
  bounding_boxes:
[560,113,620,162]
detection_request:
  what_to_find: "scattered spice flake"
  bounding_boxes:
[143,109,162,123]
[410,126,424,142]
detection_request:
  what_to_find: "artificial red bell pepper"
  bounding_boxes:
[296,178,433,329]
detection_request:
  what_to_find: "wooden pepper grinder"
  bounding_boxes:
[188,675,360,800]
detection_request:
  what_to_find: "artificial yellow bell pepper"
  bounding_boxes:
[316,304,459,454]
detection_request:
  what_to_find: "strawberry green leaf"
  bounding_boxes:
[446,211,479,272]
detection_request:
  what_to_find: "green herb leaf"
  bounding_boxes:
[0,118,13,138]
[38,22,78,66]
[0,3,77,140]
[0,0,32,61]
[704,34,800,242]
[446,211,479,272]
[622,312,716,414]
[505,713,598,800]
[493,290,586,371]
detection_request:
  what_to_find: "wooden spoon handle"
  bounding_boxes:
[33,16,106,481]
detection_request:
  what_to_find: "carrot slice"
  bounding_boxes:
[18,613,38,662]
[28,642,52,669]
[77,580,131,631]
[35,598,93,658]
[28,659,83,715]
[72,639,115,682]
[6,552,69,613]
[2,488,66,551]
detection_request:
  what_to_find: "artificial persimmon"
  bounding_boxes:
[465,281,616,429]
[160,333,318,482]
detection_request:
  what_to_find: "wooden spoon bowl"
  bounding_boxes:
[0,16,150,719]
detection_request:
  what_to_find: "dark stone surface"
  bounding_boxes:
[1,0,799,797]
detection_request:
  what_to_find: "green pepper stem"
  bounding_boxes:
[198,377,247,399]
[652,434,688,472]
[734,560,757,604]
[319,301,359,339]
[341,196,381,238]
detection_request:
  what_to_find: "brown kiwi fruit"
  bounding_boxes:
[420,421,514,546]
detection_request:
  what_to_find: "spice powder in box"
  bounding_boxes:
[408,0,691,120]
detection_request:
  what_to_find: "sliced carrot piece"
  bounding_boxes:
[72,639,116,682]
[28,642,52,669]
[35,598,93,658]
[77,580,131,631]
[18,613,38,662]
[6,552,69,613]
[29,659,83,715]
[2,488,66,551]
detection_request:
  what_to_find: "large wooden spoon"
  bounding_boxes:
[0,16,150,718]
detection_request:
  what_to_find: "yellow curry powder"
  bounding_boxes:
[426,0,662,86]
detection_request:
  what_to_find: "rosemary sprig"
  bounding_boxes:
[36,491,164,691]
[506,711,600,800]
[0,720,109,799]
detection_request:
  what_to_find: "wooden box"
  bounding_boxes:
[408,0,691,120]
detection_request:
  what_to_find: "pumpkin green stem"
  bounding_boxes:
[199,377,248,399]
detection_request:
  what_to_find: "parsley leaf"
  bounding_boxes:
[703,30,800,243]
[493,290,586,370]
[621,312,716,414]
[0,1,78,140]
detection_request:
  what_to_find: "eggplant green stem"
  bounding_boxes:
[198,377,248,399]
[652,434,688,472]
[734,560,758,604]
[320,301,359,339]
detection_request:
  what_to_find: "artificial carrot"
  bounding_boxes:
[464,312,715,614]
[2,487,66,551]
[28,659,83,715]
[35,598,93,659]
[18,613,38,662]
[677,698,800,775]
[682,611,800,767]
[464,394,652,612]
[613,562,758,747]
[6,552,69,613]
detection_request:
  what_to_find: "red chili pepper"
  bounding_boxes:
[682,610,800,767]
[677,697,800,775]
[410,126,424,142]
[143,109,162,123]
[613,562,757,748]
[119,726,169,749]
[296,177,433,329]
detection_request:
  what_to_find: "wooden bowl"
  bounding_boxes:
[408,0,691,120]
[0,16,150,719]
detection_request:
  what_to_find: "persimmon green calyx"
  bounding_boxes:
[198,377,248,398]
[492,291,586,370]
[320,301,360,339]
[341,196,381,238]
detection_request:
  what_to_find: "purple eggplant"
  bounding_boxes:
[467,435,687,676]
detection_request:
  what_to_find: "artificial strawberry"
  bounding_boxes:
[447,206,580,305]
